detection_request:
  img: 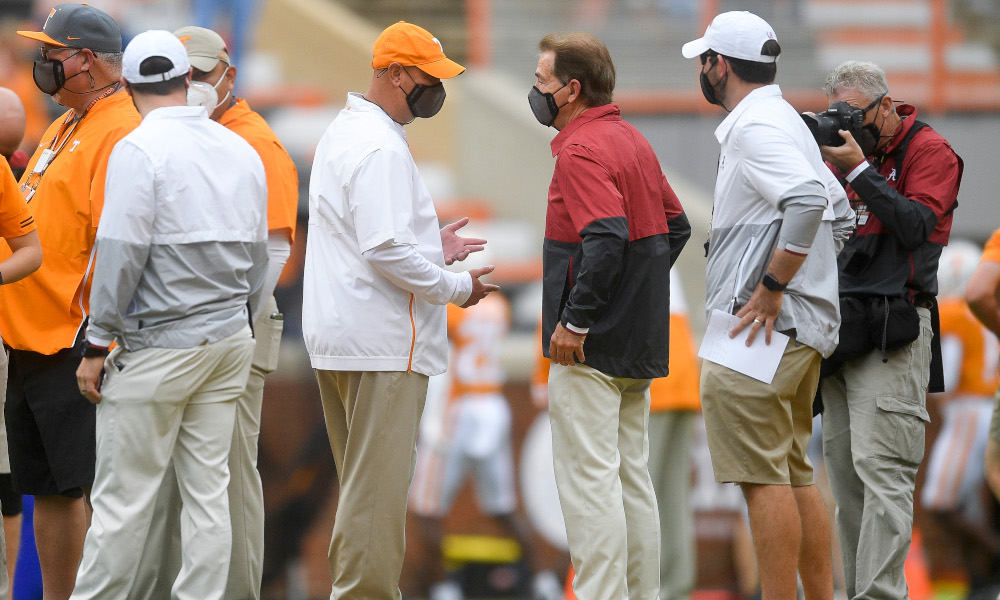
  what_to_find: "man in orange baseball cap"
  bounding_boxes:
[305,20,497,600]
[367,20,464,123]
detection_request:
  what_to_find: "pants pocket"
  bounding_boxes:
[251,315,283,373]
[869,394,928,466]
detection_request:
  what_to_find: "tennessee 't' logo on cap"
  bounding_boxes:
[43,8,56,29]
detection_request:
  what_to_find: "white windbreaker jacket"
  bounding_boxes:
[303,94,471,376]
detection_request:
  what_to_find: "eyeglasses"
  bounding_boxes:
[700,50,719,66]
[856,93,886,114]
[39,46,78,61]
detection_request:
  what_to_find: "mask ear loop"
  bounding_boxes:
[867,94,897,148]
[212,65,232,109]
[546,82,567,115]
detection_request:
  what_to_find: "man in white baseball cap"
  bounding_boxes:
[70,29,268,600]
[130,24,300,600]
[681,10,779,64]
[683,11,853,600]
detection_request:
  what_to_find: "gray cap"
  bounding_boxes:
[18,3,122,53]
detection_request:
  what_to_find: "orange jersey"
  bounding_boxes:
[982,227,1000,265]
[648,311,701,412]
[446,293,510,398]
[0,155,35,238]
[938,296,1000,398]
[0,92,140,354]
[219,99,298,243]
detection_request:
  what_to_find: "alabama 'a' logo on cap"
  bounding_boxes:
[43,8,56,29]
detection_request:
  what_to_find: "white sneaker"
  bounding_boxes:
[532,570,563,600]
[428,580,464,600]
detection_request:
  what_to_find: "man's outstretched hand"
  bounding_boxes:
[441,217,487,265]
[462,265,500,308]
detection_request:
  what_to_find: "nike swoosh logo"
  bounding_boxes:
[67,36,81,40]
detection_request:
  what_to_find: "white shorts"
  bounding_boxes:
[409,393,517,517]
[921,397,993,518]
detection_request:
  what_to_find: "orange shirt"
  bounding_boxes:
[0,92,140,354]
[219,99,298,243]
[982,228,1000,265]
[0,155,35,239]
[446,293,510,398]
[938,296,1000,398]
[647,310,701,412]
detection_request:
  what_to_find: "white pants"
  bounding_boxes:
[549,363,660,600]
[130,297,283,600]
[410,393,517,518]
[70,328,255,600]
[921,397,993,520]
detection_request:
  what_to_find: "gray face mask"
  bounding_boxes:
[528,83,567,127]
[854,94,886,157]
[33,50,83,95]
[402,68,446,119]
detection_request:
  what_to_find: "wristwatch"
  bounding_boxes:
[761,273,788,292]
[81,341,110,358]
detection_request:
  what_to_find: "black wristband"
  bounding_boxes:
[82,341,110,358]
[762,273,788,292]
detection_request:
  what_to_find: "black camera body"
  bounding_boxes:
[801,101,864,147]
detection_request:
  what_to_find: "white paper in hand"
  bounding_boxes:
[697,309,790,384]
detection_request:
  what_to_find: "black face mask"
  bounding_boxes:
[699,53,728,110]
[33,50,82,95]
[854,95,886,157]
[402,68,446,120]
[528,83,567,127]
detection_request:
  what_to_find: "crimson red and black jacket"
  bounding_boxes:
[541,104,690,379]
[837,105,962,302]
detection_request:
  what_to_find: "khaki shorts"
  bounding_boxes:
[700,340,821,486]
[991,385,1000,444]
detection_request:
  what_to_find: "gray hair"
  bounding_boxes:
[823,60,889,101]
[94,51,123,76]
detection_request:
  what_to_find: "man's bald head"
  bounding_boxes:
[0,88,26,160]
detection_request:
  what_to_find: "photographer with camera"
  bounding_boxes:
[816,60,962,600]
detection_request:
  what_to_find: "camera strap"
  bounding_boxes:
[878,119,926,169]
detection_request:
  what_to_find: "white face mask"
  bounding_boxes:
[186,65,230,111]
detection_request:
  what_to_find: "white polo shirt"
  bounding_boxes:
[712,85,839,228]
[303,93,471,375]
[704,85,852,357]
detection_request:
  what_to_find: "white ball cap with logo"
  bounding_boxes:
[123,29,191,84]
[681,11,778,63]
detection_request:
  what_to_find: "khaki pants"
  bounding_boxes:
[549,363,660,600]
[821,308,931,600]
[700,341,821,486]
[647,410,696,600]
[315,369,427,600]
[131,297,283,600]
[70,328,255,600]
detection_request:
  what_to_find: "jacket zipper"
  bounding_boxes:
[407,293,415,373]
[731,236,756,312]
